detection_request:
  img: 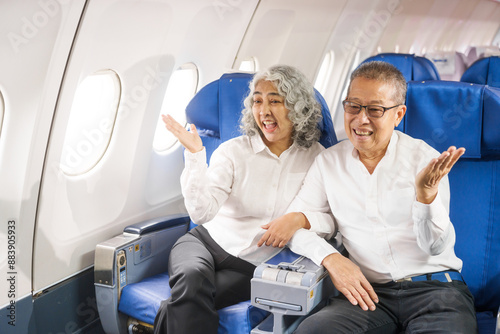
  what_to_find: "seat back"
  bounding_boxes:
[403,81,500,317]
[361,53,440,82]
[185,72,338,162]
[461,56,500,88]
[425,51,467,81]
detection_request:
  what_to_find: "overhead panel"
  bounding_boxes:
[235,0,346,81]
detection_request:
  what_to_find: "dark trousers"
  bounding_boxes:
[153,226,256,334]
[294,280,477,334]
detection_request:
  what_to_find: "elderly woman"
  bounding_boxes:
[153,65,331,334]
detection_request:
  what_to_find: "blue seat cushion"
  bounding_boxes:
[217,301,269,334]
[118,272,171,325]
[118,272,269,333]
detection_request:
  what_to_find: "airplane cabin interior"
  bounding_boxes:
[0,0,500,333]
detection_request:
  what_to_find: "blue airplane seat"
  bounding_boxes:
[361,53,441,82]
[404,80,500,333]
[113,71,338,334]
[461,56,500,89]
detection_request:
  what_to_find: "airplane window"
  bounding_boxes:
[314,51,335,96]
[239,57,259,72]
[60,70,121,175]
[153,63,199,152]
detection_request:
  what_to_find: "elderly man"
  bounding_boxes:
[260,61,477,333]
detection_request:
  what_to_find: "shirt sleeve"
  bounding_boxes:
[181,145,234,224]
[412,173,455,256]
[286,155,338,236]
[288,229,338,266]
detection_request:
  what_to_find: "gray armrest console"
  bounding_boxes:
[94,214,190,334]
[250,248,336,334]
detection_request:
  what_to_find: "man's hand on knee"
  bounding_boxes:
[322,253,379,311]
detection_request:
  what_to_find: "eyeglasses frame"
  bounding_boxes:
[342,100,402,118]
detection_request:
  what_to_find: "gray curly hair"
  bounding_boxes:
[240,65,322,148]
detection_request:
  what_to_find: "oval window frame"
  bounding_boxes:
[60,70,121,176]
[153,63,199,153]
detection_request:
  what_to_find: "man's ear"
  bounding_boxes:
[395,105,406,127]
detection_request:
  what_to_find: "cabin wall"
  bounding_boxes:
[32,0,259,293]
[0,0,87,313]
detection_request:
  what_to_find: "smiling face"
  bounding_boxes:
[252,80,293,156]
[344,77,406,163]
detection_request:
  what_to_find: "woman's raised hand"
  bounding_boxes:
[162,114,203,153]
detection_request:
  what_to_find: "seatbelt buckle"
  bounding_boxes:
[394,277,413,283]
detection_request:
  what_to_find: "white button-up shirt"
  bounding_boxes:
[289,131,463,283]
[181,134,326,265]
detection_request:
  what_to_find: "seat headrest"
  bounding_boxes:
[403,81,500,159]
[460,56,500,88]
[186,72,252,141]
[425,52,467,81]
[185,72,337,150]
[361,53,440,81]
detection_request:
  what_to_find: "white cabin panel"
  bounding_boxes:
[33,0,259,292]
[234,0,345,81]
[0,0,87,308]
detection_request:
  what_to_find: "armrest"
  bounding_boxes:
[95,214,190,334]
[250,248,336,334]
[123,214,190,235]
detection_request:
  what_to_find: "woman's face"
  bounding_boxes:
[252,80,293,155]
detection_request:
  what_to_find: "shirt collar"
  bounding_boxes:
[250,134,267,154]
[249,134,298,157]
[385,131,399,157]
[350,130,399,159]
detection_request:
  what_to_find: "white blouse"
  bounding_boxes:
[181,134,327,265]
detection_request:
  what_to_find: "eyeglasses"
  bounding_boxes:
[342,100,401,118]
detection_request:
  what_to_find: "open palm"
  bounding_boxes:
[415,146,465,204]
[162,114,203,153]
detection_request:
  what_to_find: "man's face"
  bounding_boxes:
[344,77,406,159]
